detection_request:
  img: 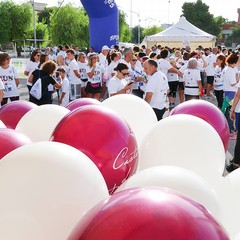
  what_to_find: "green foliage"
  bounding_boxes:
[131,26,144,44]
[143,25,163,37]
[38,7,57,26]
[226,25,240,46]
[119,10,131,42]
[50,4,89,47]
[182,0,221,37]
[0,1,32,44]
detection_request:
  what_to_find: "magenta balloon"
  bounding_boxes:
[51,105,138,194]
[0,100,37,129]
[0,128,32,159]
[170,100,229,151]
[66,98,101,111]
[68,187,229,240]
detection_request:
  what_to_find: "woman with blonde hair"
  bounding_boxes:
[85,53,104,100]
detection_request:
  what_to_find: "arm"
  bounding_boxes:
[15,78,20,87]
[73,69,81,78]
[144,92,153,103]
[58,92,66,105]
[168,67,183,78]
[230,88,240,120]
[28,74,34,84]
[0,90,3,102]
[110,84,133,97]
[87,65,96,78]
[24,70,29,76]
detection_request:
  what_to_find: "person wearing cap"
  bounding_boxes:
[143,59,169,121]
[108,63,133,97]
[86,52,105,100]
[99,45,110,100]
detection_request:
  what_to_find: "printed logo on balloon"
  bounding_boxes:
[50,105,138,194]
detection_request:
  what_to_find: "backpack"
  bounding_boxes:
[30,77,42,100]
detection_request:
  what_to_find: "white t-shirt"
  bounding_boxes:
[222,66,238,92]
[0,65,19,98]
[86,63,105,84]
[108,76,128,96]
[179,63,188,83]
[78,61,88,81]
[98,53,108,69]
[25,61,39,86]
[214,66,224,91]
[157,58,172,77]
[183,69,201,96]
[145,71,169,110]
[167,71,179,82]
[68,59,81,84]
[59,77,69,107]
[205,53,217,76]
[106,61,118,85]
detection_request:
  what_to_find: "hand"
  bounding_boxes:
[58,99,62,105]
[230,111,236,121]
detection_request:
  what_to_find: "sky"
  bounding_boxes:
[13,0,239,27]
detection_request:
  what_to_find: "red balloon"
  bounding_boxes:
[0,128,32,159]
[66,98,101,111]
[68,187,229,240]
[170,100,229,151]
[51,105,138,194]
[0,100,37,129]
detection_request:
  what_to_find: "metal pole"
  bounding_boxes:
[138,12,140,45]
[130,0,132,29]
[33,0,37,49]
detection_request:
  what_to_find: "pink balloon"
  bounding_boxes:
[51,105,138,194]
[0,128,31,159]
[0,100,37,129]
[66,98,101,111]
[68,187,229,240]
[170,100,229,151]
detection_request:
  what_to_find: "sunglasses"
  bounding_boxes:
[36,54,41,57]
[132,59,137,62]
[91,57,97,59]
[121,71,129,76]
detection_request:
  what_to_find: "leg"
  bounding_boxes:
[153,108,166,121]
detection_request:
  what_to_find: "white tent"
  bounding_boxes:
[142,16,216,49]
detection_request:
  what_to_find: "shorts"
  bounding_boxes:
[178,82,184,90]
[85,82,102,94]
[81,80,88,88]
[207,76,214,85]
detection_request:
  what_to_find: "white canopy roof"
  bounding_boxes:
[145,16,216,43]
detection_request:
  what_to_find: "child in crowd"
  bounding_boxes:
[57,67,69,107]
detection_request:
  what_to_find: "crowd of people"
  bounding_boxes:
[0,43,240,171]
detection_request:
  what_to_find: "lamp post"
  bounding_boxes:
[32,0,37,49]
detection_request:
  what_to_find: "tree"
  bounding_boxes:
[119,10,131,43]
[143,25,163,37]
[0,1,32,44]
[131,26,144,44]
[38,7,57,26]
[50,4,89,47]
[225,26,240,47]
[182,0,221,37]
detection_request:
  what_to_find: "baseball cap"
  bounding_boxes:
[102,45,110,51]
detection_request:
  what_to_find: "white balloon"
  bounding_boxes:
[0,142,109,240]
[16,105,70,142]
[214,170,240,239]
[0,119,6,128]
[102,94,157,146]
[117,166,222,223]
[234,232,240,240]
[138,114,225,187]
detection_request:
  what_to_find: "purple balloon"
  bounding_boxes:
[170,100,229,152]
[68,187,229,240]
[0,100,37,129]
[66,98,101,111]
[0,128,31,159]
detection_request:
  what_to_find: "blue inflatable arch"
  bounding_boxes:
[80,0,119,52]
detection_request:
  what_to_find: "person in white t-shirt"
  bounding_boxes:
[77,52,88,97]
[66,49,81,101]
[108,63,133,97]
[204,47,217,99]
[24,50,40,97]
[57,67,69,107]
[214,55,226,109]
[183,58,202,101]
[86,53,105,101]
[143,59,169,121]
[0,53,20,106]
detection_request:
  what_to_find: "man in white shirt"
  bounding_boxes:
[66,49,81,100]
[204,47,217,99]
[143,59,169,121]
